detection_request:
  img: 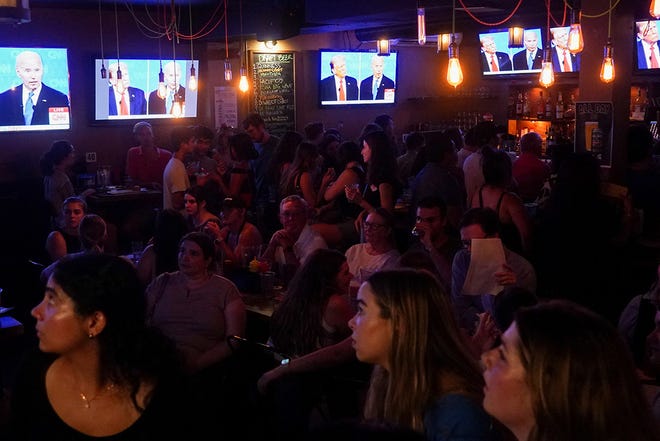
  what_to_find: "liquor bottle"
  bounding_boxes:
[555,92,564,120]
[523,92,530,118]
[515,91,523,117]
[565,93,576,119]
[537,91,545,119]
[545,92,553,119]
[633,88,642,115]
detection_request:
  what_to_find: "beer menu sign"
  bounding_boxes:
[575,101,613,167]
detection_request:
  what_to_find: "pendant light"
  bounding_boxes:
[651,0,660,19]
[223,0,232,81]
[539,1,555,88]
[600,0,615,83]
[567,7,584,54]
[446,0,463,88]
[98,0,106,78]
[187,0,197,91]
[417,5,426,46]
[238,0,249,93]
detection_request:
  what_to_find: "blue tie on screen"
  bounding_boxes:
[24,90,34,125]
[528,52,533,70]
[373,80,379,99]
[166,90,174,113]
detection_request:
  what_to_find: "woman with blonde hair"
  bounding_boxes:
[482,299,659,441]
[350,269,499,440]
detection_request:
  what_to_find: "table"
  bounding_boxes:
[86,187,162,254]
[240,291,283,342]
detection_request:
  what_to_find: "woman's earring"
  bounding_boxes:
[88,333,94,339]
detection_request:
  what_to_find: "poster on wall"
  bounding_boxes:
[574,101,613,167]
[214,86,238,129]
[250,52,296,137]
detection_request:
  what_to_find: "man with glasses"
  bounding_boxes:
[451,207,536,334]
[262,195,327,270]
[407,197,462,290]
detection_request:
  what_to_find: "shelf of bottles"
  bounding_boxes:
[507,86,578,154]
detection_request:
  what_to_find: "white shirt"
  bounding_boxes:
[23,85,40,107]
[162,157,190,210]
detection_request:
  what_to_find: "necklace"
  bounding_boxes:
[79,383,116,409]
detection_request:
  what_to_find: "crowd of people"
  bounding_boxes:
[4,114,660,440]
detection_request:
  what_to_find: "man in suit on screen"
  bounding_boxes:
[148,61,186,114]
[512,30,543,71]
[0,50,70,126]
[320,54,358,102]
[359,54,395,100]
[108,62,147,116]
[480,35,512,73]
[550,26,580,72]
[636,20,660,69]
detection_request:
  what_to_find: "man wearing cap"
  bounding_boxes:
[203,196,263,268]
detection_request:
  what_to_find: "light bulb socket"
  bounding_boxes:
[116,67,122,80]
[448,40,459,58]
[571,8,581,25]
[100,64,107,79]
[543,45,552,63]
[190,65,196,77]
[603,39,613,58]
[240,66,247,77]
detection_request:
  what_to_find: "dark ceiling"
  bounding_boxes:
[28,0,651,41]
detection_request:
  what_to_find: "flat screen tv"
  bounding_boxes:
[478,28,545,76]
[0,47,71,132]
[635,19,660,71]
[94,58,199,121]
[319,50,398,106]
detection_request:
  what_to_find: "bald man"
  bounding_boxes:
[0,50,70,126]
[359,55,396,100]
[148,61,186,114]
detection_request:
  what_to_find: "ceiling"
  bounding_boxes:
[27,0,650,41]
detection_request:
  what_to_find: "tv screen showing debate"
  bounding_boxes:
[319,50,398,106]
[94,58,199,121]
[0,47,71,132]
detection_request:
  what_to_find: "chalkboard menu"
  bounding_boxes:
[250,52,296,137]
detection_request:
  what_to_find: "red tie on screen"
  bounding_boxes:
[490,54,499,72]
[562,49,571,72]
[338,81,346,101]
[120,92,129,115]
[650,43,660,68]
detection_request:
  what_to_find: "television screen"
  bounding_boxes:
[0,47,71,132]
[319,50,398,106]
[635,19,660,71]
[478,28,545,76]
[94,58,199,121]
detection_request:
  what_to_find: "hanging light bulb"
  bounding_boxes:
[651,0,660,19]
[446,38,463,88]
[567,9,584,54]
[600,40,615,83]
[239,66,249,92]
[224,60,233,81]
[417,7,426,46]
[377,39,391,56]
[539,45,555,87]
[600,0,615,83]
[171,94,183,117]
[188,63,197,90]
[157,60,166,98]
[98,0,106,78]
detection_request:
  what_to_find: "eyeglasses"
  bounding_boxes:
[416,215,439,223]
[363,221,387,230]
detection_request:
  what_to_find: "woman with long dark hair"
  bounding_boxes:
[350,269,499,439]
